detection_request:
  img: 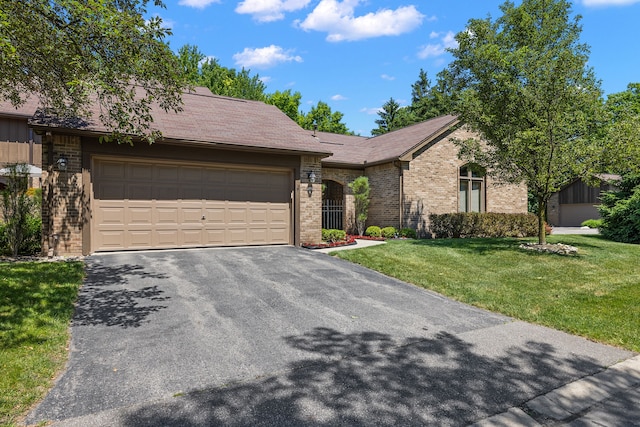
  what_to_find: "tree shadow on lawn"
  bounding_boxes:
[72,260,170,329]
[0,261,84,349]
[123,327,605,426]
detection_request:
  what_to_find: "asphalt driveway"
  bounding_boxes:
[27,246,633,426]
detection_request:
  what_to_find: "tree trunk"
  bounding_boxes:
[537,197,547,245]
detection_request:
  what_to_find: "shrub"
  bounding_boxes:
[322,228,346,243]
[399,228,417,239]
[428,212,538,238]
[380,226,397,238]
[365,225,381,238]
[581,219,603,229]
[348,176,370,236]
[598,174,640,244]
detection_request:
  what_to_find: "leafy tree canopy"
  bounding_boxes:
[265,89,302,122]
[0,0,187,143]
[298,101,352,135]
[604,83,640,174]
[447,0,607,243]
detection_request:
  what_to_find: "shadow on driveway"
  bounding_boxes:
[74,262,170,328]
[120,327,606,426]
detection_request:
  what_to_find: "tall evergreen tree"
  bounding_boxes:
[372,98,414,136]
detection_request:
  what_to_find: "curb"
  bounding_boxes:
[469,355,640,426]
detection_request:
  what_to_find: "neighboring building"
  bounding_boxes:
[0,89,528,256]
[547,175,620,227]
[0,97,43,189]
[319,116,528,237]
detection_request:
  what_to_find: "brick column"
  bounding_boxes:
[41,134,85,256]
[299,156,322,244]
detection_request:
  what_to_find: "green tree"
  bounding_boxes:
[371,97,415,136]
[0,164,34,256]
[447,0,606,244]
[298,101,352,134]
[348,176,370,236]
[199,58,266,101]
[0,0,187,143]
[604,83,640,174]
[177,44,205,85]
[265,90,302,122]
[598,174,640,244]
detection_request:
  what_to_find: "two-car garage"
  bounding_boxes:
[91,157,293,252]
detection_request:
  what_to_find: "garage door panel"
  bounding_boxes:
[129,207,153,225]
[203,229,225,245]
[129,185,154,200]
[129,163,153,180]
[129,230,153,248]
[269,206,289,224]
[92,158,292,252]
[156,230,179,247]
[155,207,179,225]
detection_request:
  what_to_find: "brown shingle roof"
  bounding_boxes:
[320,114,459,167]
[0,96,45,119]
[2,87,332,156]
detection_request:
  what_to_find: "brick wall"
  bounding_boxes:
[402,126,528,237]
[321,167,364,234]
[41,134,85,256]
[365,162,401,229]
[299,156,323,244]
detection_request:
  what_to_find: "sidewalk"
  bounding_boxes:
[314,238,387,253]
[470,355,640,426]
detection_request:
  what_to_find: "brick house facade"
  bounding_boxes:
[318,117,528,237]
[3,92,527,255]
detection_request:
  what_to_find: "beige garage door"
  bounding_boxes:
[92,157,292,252]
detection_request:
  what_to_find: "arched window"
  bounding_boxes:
[459,164,485,213]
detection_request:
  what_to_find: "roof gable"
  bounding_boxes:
[320,115,459,167]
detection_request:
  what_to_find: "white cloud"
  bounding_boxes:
[233,45,303,69]
[236,0,312,22]
[360,107,382,115]
[417,30,457,59]
[260,76,272,84]
[381,74,396,81]
[331,94,347,101]
[297,0,425,42]
[178,0,221,9]
[582,0,640,6]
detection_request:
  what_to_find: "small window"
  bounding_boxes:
[459,164,485,213]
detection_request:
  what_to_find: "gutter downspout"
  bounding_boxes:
[394,160,404,229]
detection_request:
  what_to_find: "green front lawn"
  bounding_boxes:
[0,261,84,426]
[335,235,640,352]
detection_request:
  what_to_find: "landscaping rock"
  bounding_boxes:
[519,242,578,255]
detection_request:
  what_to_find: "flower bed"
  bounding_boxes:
[302,235,358,249]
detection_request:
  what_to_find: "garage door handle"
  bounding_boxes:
[202,215,206,220]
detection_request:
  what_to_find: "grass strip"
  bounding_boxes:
[336,235,640,352]
[0,261,84,426]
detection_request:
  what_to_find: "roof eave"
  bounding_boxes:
[29,123,332,158]
[397,117,461,162]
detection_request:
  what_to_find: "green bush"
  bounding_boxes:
[380,226,397,238]
[581,219,603,229]
[399,228,417,239]
[322,228,347,243]
[428,212,538,238]
[598,174,640,244]
[365,225,381,238]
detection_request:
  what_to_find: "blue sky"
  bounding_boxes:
[148,0,640,136]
